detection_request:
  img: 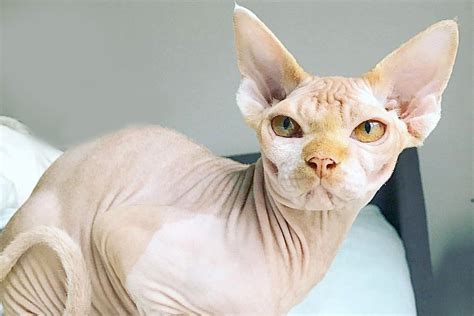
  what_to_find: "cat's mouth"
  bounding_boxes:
[262,156,346,211]
[303,185,336,211]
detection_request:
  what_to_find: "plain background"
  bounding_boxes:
[1,0,472,314]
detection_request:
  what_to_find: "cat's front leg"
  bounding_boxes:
[92,205,200,314]
[93,205,220,314]
[93,204,277,315]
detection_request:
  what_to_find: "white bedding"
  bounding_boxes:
[0,119,416,315]
[0,120,62,228]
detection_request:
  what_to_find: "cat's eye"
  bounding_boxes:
[271,115,303,138]
[352,120,386,143]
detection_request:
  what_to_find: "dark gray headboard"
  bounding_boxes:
[228,148,433,316]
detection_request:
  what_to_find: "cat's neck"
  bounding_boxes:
[250,158,371,307]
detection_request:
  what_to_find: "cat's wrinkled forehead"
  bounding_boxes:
[282,76,380,131]
[292,76,379,108]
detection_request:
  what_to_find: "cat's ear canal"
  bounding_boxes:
[233,4,307,128]
[363,20,458,147]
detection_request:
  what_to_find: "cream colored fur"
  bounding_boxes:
[0,4,458,315]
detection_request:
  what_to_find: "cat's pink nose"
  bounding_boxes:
[306,156,337,178]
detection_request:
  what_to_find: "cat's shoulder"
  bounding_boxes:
[75,124,206,154]
[107,124,188,143]
[107,124,210,153]
[53,124,213,172]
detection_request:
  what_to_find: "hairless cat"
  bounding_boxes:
[0,4,458,315]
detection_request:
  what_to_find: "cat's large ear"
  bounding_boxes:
[233,4,307,128]
[364,20,458,147]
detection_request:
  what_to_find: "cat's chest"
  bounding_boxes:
[124,214,279,314]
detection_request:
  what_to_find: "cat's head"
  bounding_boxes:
[233,5,458,211]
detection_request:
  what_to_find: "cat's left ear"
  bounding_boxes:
[364,20,458,147]
[233,4,308,128]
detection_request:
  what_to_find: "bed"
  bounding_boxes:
[0,121,432,315]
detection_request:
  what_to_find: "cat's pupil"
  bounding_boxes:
[364,121,371,134]
[283,117,291,129]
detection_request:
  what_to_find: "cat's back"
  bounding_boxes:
[48,124,214,181]
[36,124,215,195]
[10,124,220,223]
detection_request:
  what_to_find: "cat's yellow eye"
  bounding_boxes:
[352,120,386,143]
[271,115,303,138]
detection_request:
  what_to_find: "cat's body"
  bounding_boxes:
[0,125,366,314]
[0,4,458,315]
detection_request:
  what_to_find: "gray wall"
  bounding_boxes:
[1,1,472,314]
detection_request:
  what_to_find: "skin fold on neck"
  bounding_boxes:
[219,157,374,310]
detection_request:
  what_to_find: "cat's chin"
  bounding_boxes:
[302,185,336,211]
[277,184,339,211]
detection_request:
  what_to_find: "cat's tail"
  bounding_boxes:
[0,226,91,315]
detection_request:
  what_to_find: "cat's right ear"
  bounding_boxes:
[233,4,307,128]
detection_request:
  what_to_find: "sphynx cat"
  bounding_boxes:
[0,4,458,315]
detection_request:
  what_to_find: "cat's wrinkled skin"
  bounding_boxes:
[0,4,458,315]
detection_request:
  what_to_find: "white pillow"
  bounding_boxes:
[0,175,18,231]
[290,204,416,315]
[0,118,62,229]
